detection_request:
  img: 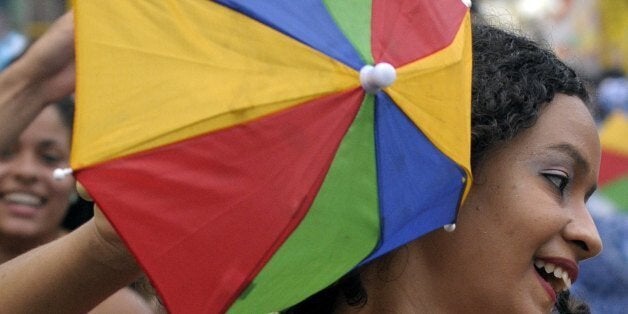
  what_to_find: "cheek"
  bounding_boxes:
[50,178,75,196]
[0,164,11,179]
[459,183,536,246]
[45,179,75,218]
[459,182,512,227]
[487,183,563,250]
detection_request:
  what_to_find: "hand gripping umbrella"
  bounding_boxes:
[70,0,473,312]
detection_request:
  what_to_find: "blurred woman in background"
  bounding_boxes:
[0,97,154,313]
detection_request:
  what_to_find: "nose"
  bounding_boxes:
[7,152,42,184]
[563,202,603,261]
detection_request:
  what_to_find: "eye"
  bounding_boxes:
[0,148,15,161]
[38,148,67,167]
[41,154,62,165]
[542,171,570,195]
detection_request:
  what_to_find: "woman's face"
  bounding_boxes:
[0,106,73,240]
[363,94,602,313]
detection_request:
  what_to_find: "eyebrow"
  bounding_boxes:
[547,143,597,199]
[38,139,64,149]
[37,139,69,156]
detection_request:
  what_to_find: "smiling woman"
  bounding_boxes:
[0,99,74,259]
[0,98,155,313]
[286,23,602,314]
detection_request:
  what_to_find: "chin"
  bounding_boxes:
[0,220,49,239]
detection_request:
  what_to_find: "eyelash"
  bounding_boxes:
[0,149,14,161]
[0,149,65,167]
[41,154,63,166]
[542,172,570,195]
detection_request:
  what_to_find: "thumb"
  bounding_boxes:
[76,182,93,202]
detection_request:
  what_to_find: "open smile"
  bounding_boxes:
[532,257,578,302]
[1,192,45,217]
[3,192,44,207]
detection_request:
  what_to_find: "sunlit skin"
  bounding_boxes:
[344,94,602,313]
[0,105,74,258]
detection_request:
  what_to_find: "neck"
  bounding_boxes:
[336,235,461,313]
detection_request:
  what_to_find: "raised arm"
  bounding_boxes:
[0,11,75,150]
[0,12,142,312]
[0,205,142,313]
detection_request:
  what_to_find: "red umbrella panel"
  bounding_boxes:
[71,0,473,312]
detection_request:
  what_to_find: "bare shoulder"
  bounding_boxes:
[88,287,155,314]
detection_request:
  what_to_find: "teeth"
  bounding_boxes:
[544,263,555,273]
[535,260,573,292]
[3,192,42,206]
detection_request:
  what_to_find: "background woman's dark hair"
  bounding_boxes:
[51,97,95,230]
[283,270,365,313]
[286,23,592,313]
[51,96,74,129]
[554,291,591,314]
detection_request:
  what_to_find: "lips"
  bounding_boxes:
[3,192,44,207]
[1,191,45,217]
[533,257,578,297]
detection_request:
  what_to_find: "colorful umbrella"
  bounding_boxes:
[598,111,628,211]
[71,1,472,313]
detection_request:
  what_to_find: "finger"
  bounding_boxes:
[76,182,93,201]
[92,203,104,219]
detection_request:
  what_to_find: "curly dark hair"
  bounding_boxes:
[470,23,589,167]
[51,96,75,130]
[285,23,592,313]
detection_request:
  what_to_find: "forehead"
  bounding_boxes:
[20,106,71,145]
[501,94,600,172]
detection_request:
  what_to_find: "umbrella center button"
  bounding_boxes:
[360,63,397,94]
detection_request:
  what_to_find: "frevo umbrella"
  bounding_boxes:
[598,112,628,211]
[70,0,472,313]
